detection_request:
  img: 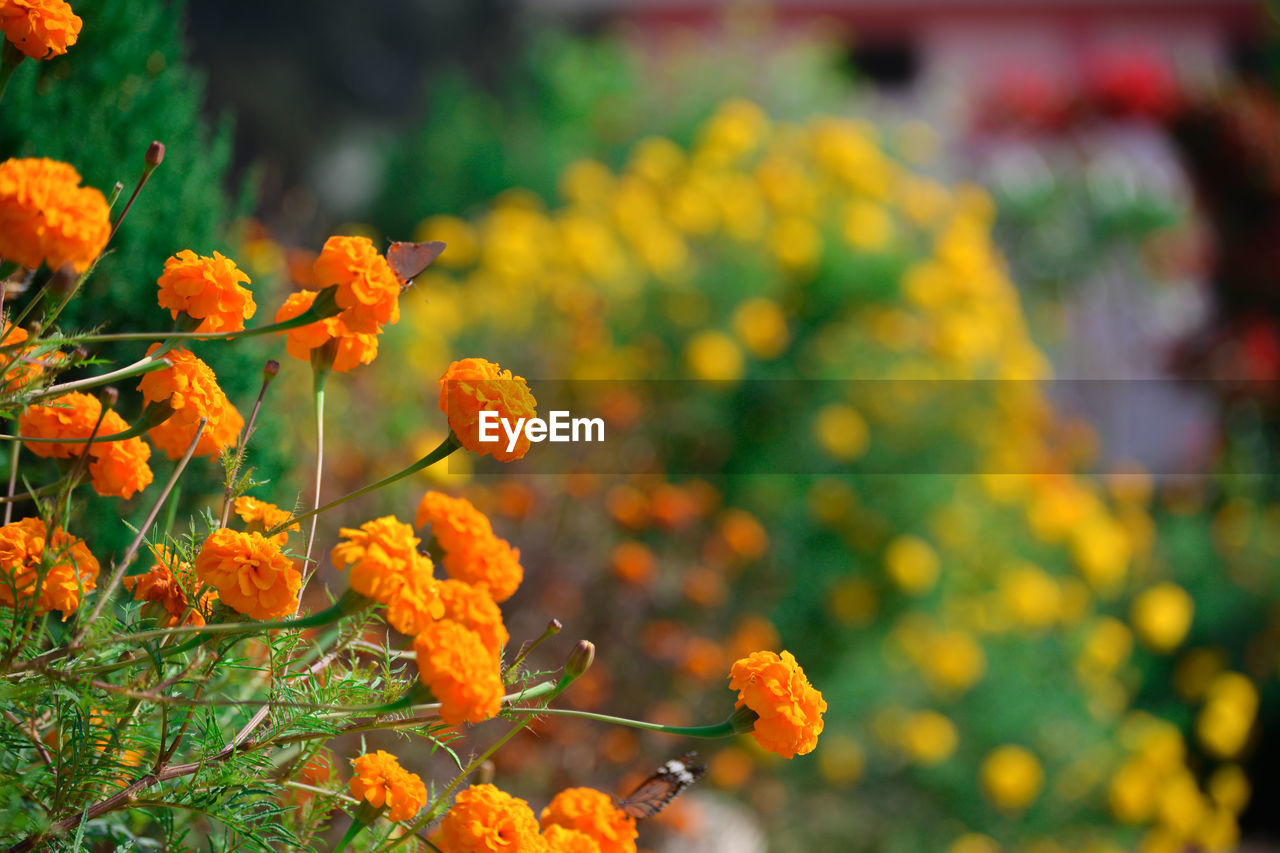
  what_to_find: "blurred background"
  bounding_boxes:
[11,0,1280,850]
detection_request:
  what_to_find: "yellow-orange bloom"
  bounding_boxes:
[442,535,524,604]
[729,650,827,759]
[438,358,538,462]
[0,158,109,272]
[0,0,80,59]
[0,517,98,619]
[348,750,427,822]
[415,491,524,602]
[439,784,547,853]
[540,788,637,853]
[123,545,216,627]
[438,579,509,655]
[331,516,442,633]
[312,235,400,335]
[1,321,49,395]
[156,250,256,335]
[414,492,494,552]
[274,288,380,373]
[193,528,300,620]
[233,496,298,545]
[413,619,503,725]
[541,826,602,853]
[87,408,154,500]
[19,393,154,499]
[138,344,243,460]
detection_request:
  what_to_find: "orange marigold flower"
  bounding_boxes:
[414,492,494,552]
[312,235,400,335]
[193,528,300,620]
[439,784,547,853]
[123,545,215,627]
[542,826,602,853]
[348,750,427,822]
[87,408,154,500]
[18,391,99,458]
[438,358,538,462]
[233,496,298,544]
[438,579,509,655]
[0,517,99,619]
[155,250,256,335]
[728,650,827,759]
[18,393,153,499]
[274,289,380,373]
[331,516,442,633]
[413,619,503,725]
[1,321,48,394]
[137,345,228,423]
[0,0,81,59]
[540,788,637,853]
[442,535,523,604]
[0,158,109,272]
[147,386,241,458]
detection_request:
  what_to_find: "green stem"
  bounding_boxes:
[335,802,383,853]
[0,403,171,445]
[29,342,176,402]
[267,433,462,537]
[502,707,744,738]
[299,359,329,603]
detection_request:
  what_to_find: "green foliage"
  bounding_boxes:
[372,29,855,234]
[0,0,287,555]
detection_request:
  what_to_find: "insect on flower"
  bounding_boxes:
[617,752,707,819]
[387,239,445,285]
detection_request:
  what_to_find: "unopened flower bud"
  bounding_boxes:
[547,618,563,635]
[264,359,280,380]
[145,141,166,169]
[564,640,595,682]
[101,387,119,409]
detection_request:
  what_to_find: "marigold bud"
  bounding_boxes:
[145,141,165,168]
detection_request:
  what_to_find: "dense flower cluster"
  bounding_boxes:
[438,784,547,853]
[348,750,427,822]
[0,517,98,619]
[193,528,300,620]
[0,158,109,273]
[0,0,81,59]
[137,345,243,459]
[540,788,637,853]
[18,392,154,499]
[123,545,215,627]
[330,516,441,634]
[155,250,256,334]
[412,618,503,724]
[1,321,48,395]
[728,650,826,758]
[437,578,508,655]
[438,357,538,462]
[415,491,523,602]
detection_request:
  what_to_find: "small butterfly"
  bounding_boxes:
[387,240,446,285]
[617,752,707,820]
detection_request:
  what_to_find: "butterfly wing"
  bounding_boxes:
[387,240,446,284]
[618,752,707,820]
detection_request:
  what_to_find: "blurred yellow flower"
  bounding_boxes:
[413,215,478,269]
[686,330,744,382]
[901,710,958,765]
[999,563,1060,630]
[1130,582,1194,653]
[947,833,1000,853]
[980,745,1043,812]
[816,733,864,787]
[884,535,940,595]
[731,297,789,359]
[1196,672,1257,759]
[813,404,869,462]
[842,199,894,251]
[767,216,821,271]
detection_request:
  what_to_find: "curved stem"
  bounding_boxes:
[268,433,462,537]
[502,706,742,738]
[30,343,174,401]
